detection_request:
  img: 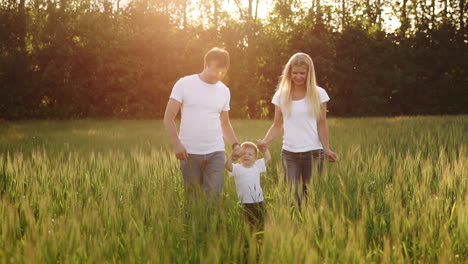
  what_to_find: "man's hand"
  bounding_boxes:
[231,144,243,160]
[175,143,188,161]
[324,148,338,162]
[256,140,268,153]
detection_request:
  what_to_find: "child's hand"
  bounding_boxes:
[231,145,243,160]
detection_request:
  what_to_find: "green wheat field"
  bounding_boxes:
[1,116,467,263]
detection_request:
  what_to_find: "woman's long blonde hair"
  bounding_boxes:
[276,53,322,119]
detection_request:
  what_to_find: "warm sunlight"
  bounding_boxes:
[120,0,400,31]
[2,0,465,262]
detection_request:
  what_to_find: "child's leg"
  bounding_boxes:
[243,202,265,263]
[243,202,265,231]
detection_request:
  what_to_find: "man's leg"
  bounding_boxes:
[180,154,204,198]
[203,151,226,197]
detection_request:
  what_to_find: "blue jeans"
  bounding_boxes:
[281,149,324,205]
[180,151,226,197]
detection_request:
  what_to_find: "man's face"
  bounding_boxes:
[205,60,228,84]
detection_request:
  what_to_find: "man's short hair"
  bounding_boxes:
[204,47,230,68]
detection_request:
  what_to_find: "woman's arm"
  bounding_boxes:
[317,102,338,162]
[258,106,283,152]
[263,148,271,164]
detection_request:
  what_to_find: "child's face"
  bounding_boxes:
[240,147,257,167]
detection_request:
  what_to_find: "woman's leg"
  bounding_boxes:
[312,149,325,175]
[300,151,313,199]
[281,150,302,205]
[301,150,324,203]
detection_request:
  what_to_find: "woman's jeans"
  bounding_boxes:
[281,149,324,207]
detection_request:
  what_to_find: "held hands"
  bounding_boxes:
[231,144,243,160]
[255,140,268,153]
[324,148,338,162]
[174,142,188,161]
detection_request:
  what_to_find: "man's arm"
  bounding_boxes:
[220,111,242,158]
[163,98,188,160]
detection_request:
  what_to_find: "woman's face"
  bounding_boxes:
[290,65,308,88]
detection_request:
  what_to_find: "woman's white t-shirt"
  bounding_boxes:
[229,159,266,204]
[272,87,330,152]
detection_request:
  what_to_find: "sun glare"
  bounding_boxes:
[121,0,401,31]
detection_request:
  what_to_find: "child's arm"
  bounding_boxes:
[225,153,233,172]
[263,148,271,165]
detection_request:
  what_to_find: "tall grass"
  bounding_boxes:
[0,116,467,263]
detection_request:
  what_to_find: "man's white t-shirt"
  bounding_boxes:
[170,74,230,154]
[229,159,266,204]
[272,87,330,152]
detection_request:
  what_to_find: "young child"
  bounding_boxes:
[226,142,271,230]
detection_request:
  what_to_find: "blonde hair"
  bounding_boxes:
[276,53,322,119]
[241,142,258,157]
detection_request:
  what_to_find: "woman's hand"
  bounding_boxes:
[324,148,338,162]
[256,140,268,153]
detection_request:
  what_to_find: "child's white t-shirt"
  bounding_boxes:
[229,158,266,204]
[272,87,330,152]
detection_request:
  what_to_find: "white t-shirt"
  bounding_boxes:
[170,74,230,154]
[229,159,266,204]
[272,87,330,152]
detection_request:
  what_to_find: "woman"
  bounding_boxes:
[257,53,338,207]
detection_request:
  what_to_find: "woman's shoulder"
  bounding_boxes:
[272,90,281,104]
[316,86,330,101]
[316,86,327,93]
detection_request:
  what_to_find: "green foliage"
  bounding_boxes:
[0,1,466,119]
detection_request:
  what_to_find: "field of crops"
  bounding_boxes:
[0,116,466,263]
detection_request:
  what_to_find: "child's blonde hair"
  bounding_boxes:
[241,142,259,157]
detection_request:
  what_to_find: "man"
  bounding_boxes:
[163,47,243,197]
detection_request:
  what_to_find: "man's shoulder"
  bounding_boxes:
[217,81,230,92]
[177,74,198,84]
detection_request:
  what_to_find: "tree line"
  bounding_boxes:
[1,0,466,119]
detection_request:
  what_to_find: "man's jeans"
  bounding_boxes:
[281,149,324,205]
[180,151,226,197]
